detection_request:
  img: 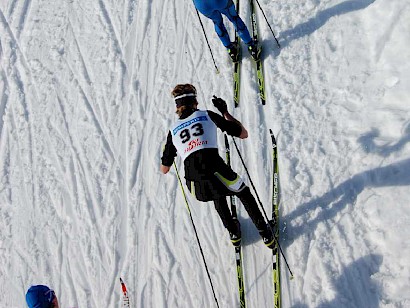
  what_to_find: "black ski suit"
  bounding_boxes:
[161,108,267,233]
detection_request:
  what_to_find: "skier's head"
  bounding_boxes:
[26,285,59,308]
[172,84,198,117]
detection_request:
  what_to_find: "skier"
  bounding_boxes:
[192,0,260,61]
[26,285,59,308]
[160,84,274,248]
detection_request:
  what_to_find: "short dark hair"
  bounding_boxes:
[171,84,197,97]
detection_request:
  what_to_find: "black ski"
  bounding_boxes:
[270,129,281,307]
[249,0,266,105]
[225,135,246,308]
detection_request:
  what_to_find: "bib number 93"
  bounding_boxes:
[180,123,204,143]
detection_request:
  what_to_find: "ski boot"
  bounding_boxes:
[247,40,261,61]
[259,222,275,249]
[229,218,241,247]
[227,43,240,63]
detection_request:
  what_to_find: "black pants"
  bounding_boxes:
[214,187,266,234]
[185,149,267,234]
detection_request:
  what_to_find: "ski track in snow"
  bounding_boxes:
[1,0,410,307]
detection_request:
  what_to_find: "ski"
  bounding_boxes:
[249,0,266,105]
[233,0,241,108]
[270,129,281,308]
[225,135,246,308]
[119,278,130,307]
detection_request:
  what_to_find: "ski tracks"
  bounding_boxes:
[1,0,135,305]
[2,0,33,40]
[125,1,232,305]
[0,7,47,306]
[271,0,389,306]
[2,0,406,307]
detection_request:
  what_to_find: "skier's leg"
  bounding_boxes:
[213,197,237,233]
[221,0,253,45]
[236,187,275,248]
[205,11,232,47]
[236,186,266,230]
[214,197,241,246]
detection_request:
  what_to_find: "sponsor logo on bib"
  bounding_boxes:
[184,138,208,153]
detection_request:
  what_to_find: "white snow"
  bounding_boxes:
[1,0,409,307]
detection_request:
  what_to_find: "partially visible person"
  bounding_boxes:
[193,0,260,61]
[26,285,59,308]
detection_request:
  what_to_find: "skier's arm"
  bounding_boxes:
[160,131,177,174]
[208,110,245,138]
[222,112,248,139]
[210,96,248,138]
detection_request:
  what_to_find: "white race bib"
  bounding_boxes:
[171,110,218,161]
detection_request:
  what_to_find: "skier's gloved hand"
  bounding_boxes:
[212,96,228,115]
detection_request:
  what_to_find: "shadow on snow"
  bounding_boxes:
[283,157,410,244]
[290,254,382,308]
[358,124,410,157]
[273,0,376,51]
[282,124,410,244]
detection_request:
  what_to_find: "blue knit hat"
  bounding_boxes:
[26,285,55,308]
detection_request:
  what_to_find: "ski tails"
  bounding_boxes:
[233,0,241,107]
[249,0,266,105]
[269,129,281,308]
[233,55,241,108]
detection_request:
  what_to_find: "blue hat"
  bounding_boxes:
[26,285,55,308]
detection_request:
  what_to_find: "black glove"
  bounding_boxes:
[212,95,228,114]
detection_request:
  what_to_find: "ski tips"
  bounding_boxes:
[269,129,277,144]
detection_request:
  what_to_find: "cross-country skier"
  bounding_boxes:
[26,285,59,308]
[193,0,260,61]
[160,84,274,248]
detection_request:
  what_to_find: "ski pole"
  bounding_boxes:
[173,162,220,308]
[119,278,130,308]
[231,137,294,277]
[253,0,280,48]
[195,9,220,73]
[231,137,270,221]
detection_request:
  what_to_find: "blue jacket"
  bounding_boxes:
[193,0,230,15]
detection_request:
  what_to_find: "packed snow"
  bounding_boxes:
[0,0,409,307]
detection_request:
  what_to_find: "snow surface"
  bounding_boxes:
[1,0,409,307]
